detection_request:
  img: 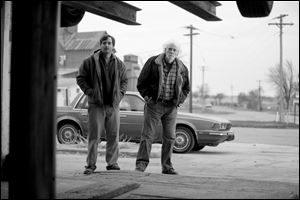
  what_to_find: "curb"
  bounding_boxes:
[56,148,161,158]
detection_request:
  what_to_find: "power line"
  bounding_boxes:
[197,28,235,39]
[184,25,199,113]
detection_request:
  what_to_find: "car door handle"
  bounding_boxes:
[120,114,127,118]
[81,113,87,116]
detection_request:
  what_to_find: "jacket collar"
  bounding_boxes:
[93,49,117,61]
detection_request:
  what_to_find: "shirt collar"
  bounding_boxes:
[99,51,116,61]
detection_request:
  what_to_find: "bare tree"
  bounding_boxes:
[268,60,297,110]
[215,93,225,105]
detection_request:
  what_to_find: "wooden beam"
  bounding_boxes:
[62,1,141,25]
[9,1,58,198]
[170,1,222,21]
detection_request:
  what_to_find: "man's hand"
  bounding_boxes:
[86,88,93,96]
[144,96,152,103]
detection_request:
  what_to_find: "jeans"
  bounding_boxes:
[136,100,177,171]
[86,104,120,169]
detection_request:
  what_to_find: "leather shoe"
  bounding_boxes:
[83,166,96,175]
[106,164,120,170]
[162,168,178,175]
[135,167,145,172]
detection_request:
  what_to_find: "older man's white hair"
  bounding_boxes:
[162,40,181,56]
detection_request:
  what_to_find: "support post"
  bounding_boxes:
[9,2,59,198]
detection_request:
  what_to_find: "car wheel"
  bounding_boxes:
[173,127,195,153]
[57,124,79,144]
[192,144,205,151]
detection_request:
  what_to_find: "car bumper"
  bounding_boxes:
[196,130,235,146]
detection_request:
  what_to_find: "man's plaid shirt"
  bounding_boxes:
[159,60,177,100]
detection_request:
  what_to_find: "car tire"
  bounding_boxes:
[57,123,79,144]
[173,127,195,153]
[236,1,273,17]
[192,144,205,151]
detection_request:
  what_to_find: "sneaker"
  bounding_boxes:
[106,164,120,170]
[162,168,178,175]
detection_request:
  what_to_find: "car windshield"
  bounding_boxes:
[75,94,88,109]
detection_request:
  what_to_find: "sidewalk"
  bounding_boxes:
[55,142,299,199]
[2,165,298,199]
[56,170,299,199]
[2,143,299,199]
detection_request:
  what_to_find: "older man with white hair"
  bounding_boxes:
[135,41,190,175]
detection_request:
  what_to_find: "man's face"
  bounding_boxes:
[100,37,114,54]
[164,44,178,63]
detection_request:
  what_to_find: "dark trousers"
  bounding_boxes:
[86,104,120,169]
[136,101,177,171]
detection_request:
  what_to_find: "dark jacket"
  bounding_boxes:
[137,53,190,106]
[76,50,128,108]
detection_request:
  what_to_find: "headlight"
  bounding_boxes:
[212,123,228,131]
[212,123,220,131]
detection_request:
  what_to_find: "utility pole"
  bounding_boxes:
[184,25,199,113]
[201,66,208,109]
[268,14,293,122]
[258,80,262,111]
[230,85,234,107]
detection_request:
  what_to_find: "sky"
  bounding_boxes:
[78,1,299,97]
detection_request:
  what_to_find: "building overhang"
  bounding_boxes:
[61,1,223,27]
[170,1,222,21]
[62,1,141,26]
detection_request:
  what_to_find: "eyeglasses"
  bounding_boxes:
[167,48,177,52]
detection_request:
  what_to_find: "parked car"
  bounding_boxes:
[56,91,234,153]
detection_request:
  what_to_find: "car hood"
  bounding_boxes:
[178,112,231,123]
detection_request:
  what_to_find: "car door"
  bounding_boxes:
[119,94,145,141]
[74,94,89,138]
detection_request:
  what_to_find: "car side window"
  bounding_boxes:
[127,94,144,111]
[120,94,144,112]
[75,95,88,109]
[120,96,131,111]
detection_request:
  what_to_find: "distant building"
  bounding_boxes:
[58,25,107,71]
[57,26,141,103]
[124,54,140,91]
[217,96,238,105]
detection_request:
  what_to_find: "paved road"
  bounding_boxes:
[231,127,299,146]
[180,105,299,124]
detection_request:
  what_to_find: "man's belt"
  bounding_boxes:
[157,98,174,105]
